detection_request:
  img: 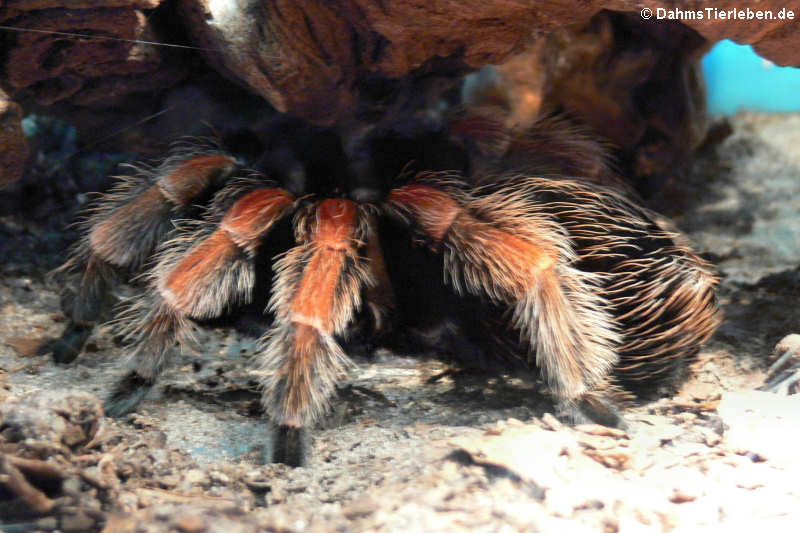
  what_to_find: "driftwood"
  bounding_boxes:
[0,0,799,183]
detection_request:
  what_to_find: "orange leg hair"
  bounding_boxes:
[388,181,619,401]
[88,154,238,270]
[60,153,239,309]
[258,199,374,427]
[49,153,240,364]
[113,187,295,387]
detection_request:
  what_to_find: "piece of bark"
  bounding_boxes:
[0,0,189,156]
[3,1,799,126]
[539,11,709,196]
[180,0,542,125]
[181,0,800,125]
[1,3,180,102]
[1,0,799,184]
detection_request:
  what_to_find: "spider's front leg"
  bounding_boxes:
[258,199,374,465]
[106,185,295,416]
[47,153,239,363]
[388,180,620,417]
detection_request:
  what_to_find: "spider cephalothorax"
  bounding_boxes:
[49,114,720,465]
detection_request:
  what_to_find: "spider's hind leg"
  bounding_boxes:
[106,184,295,417]
[387,178,622,423]
[47,151,240,363]
[105,297,192,417]
[45,257,118,363]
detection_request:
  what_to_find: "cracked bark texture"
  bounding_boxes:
[1,0,799,183]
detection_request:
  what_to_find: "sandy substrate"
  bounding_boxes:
[1,112,799,532]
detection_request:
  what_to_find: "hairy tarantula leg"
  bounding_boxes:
[105,188,296,418]
[105,300,191,417]
[50,154,239,364]
[259,199,373,464]
[41,325,94,364]
[41,256,118,363]
[89,154,238,269]
[388,182,619,402]
[157,188,295,317]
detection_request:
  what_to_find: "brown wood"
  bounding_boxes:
[1,0,798,182]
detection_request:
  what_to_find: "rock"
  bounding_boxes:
[762,333,800,395]
[0,389,103,454]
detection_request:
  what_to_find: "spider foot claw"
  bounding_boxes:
[556,393,628,430]
[268,425,308,467]
[41,323,93,364]
[104,371,156,417]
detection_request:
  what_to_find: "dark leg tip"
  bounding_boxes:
[104,371,155,418]
[557,394,629,431]
[269,425,308,467]
[42,323,93,364]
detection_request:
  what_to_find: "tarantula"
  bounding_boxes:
[48,111,720,465]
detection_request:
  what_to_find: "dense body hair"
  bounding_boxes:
[475,176,719,394]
